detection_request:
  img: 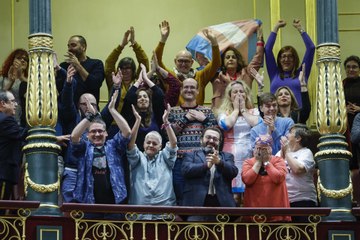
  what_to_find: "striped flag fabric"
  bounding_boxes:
[186,19,262,65]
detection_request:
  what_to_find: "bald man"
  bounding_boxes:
[155,21,221,105]
[168,78,217,205]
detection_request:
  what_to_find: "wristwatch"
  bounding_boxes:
[263,161,270,167]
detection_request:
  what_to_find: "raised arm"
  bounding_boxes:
[196,29,221,88]
[265,20,286,80]
[100,70,123,127]
[154,21,174,75]
[163,104,177,148]
[129,27,149,77]
[109,90,131,138]
[105,29,130,90]
[245,26,265,87]
[71,97,95,143]
[128,105,141,150]
[293,19,315,79]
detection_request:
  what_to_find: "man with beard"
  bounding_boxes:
[55,35,105,105]
[168,78,217,206]
[181,127,238,221]
[0,91,27,207]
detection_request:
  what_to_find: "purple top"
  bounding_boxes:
[265,32,315,108]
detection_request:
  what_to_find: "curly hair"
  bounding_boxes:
[0,48,29,78]
[216,80,254,117]
[221,46,246,73]
[276,46,300,79]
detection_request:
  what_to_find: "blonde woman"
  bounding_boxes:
[216,80,260,205]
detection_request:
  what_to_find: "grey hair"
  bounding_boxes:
[145,131,162,143]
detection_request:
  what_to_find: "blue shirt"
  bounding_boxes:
[127,142,178,220]
[250,116,294,155]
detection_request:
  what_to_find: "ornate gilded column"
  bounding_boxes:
[24,0,61,215]
[315,0,355,221]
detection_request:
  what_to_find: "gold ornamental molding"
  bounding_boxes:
[314,149,352,158]
[316,43,347,134]
[26,48,58,127]
[23,142,61,151]
[28,33,53,49]
[317,43,341,59]
[317,175,353,202]
[24,163,60,196]
[26,134,57,141]
[317,141,348,148]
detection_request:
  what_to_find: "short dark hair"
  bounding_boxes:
[70,35,87,49]
[201,126,223,143]
[118,57,136,79]
[259,92,277,106]
[89,118,106,129]
[289,123,312,147]
[344,55,360,68]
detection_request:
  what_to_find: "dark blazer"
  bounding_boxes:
[0,112,26,184]
[181,149,238,207]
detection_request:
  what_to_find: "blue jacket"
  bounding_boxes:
[72,132,130,204]
[181,149,238,207]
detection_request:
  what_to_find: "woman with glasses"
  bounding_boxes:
[0,48,29,126]
[216,80,260,206]
[343,55,360,170]
[265,19,315,109]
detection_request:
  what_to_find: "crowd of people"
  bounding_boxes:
[0,18,359,222]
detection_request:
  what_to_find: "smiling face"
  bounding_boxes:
[276,88,291,107]
[345,60,360,79]
[201,129,221,151]
[143,133,162,158]
[279,50,295,72]
[174,50,193,74]
[181,78,198,101]
[14,53,29,71]
[137,90,150,111]
[87,122,108,146]
[260,100,278,118]
[67,36,86,58]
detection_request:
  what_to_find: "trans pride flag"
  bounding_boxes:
[186,19,262,65]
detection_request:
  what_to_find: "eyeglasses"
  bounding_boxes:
[177,59,192,64]
[346,65,359,70]
[204,135,219,142]
[280,54,294,60]
[89,129,105,134]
